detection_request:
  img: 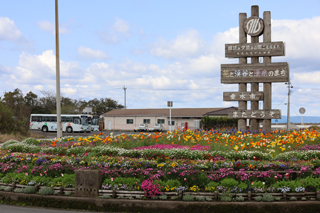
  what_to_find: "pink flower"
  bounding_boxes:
[184,178,187,181]
[25,172,28,176]
[274,176,277,179]
[40,173,43,176]
[111,178,114,181]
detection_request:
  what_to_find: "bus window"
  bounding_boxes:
[52,117,57,122]
[61,116,66,122]
[37,117,42,122]
[74,118,80,124]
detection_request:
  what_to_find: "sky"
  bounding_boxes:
[0,0,320,117]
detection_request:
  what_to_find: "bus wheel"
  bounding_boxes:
[66,127,73,133]
[42,126,48,132]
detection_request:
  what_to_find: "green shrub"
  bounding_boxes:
[290,196,297,201]
[102,194,112,199]
[275,197,281,201]
[14,188,24,193]
[301,197,307,201]
[4,186,12,192]
[220,178,238,189]
[38,187,54,195]
[64,191,72,196]
[236,196,245,202]
[220,192,232,202]
[0,186,5,191]
[206,181,219,192]
[205,197,213,201]
[195,196,205,201]
[159,194,168,200]
[24,186,36,194]
[182,194,194,201]
[102,177,140,190]
[262,193,274,202]
[255,196,262,202]
[171,196,178,200]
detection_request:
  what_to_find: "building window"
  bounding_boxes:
[168,120,175,125]
[157,119,165,124]
[126,119,133,124]
[143,119,150,124]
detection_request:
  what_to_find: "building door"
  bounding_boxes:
[108,120,112,130]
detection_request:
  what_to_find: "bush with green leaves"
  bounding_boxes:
[220,192,232,202]
[195,196,205,201]
[205,181,219,192]
[102,177,140,190]
[24,186,36,194]
[205,197,213,201]
[159,194,168,200]
[290,196,297,201]
[38,187,54,195]
[275,197,281,201]
[182,194,194,201]
[171,196,178,200]
[14,188,24,193]
[0,186,5,191]
[220,178,239,189]
[255,196,262,202]
[102,194,112,199]
[262,193,274,202]
[64,191,72,196]
[301,197,307,201]
[4,186,12,191]
[236,196,245,202]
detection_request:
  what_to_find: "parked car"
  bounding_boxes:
[134,124,148,132]
[148,124,163,132]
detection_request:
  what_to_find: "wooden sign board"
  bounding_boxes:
[223,91,263,101]
[221,62,289,84]
[225,41,285,58]
[228,110,281,119]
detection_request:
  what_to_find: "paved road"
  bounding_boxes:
[0,204,124,213]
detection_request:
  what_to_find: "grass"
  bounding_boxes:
[0,131,44,143]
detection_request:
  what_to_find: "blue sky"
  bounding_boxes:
[0,0,320,117]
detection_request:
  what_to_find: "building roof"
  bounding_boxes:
[101,107,236,118]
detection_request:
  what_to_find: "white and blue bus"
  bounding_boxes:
[29,114,90,133]
[87,115,100,131]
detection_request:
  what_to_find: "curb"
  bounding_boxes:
[1,191,320,213]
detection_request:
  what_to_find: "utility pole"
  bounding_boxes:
[123,85,127,109]
[55,0,62,138]
[286,80,293,131]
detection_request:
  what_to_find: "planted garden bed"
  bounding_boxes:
[1,129,320,204]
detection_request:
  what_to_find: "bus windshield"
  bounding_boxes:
[81,116,89,125]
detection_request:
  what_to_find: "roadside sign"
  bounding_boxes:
[299,107,306,114]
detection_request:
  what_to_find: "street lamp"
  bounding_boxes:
[167,101,173,131]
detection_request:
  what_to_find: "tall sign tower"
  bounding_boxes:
[221,5,289,132]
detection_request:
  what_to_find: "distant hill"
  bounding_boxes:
[272,116,320,124]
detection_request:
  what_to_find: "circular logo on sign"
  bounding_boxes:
[244,16,264,36]
[299,107,306,114]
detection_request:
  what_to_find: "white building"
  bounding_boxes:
[101,107,237,131]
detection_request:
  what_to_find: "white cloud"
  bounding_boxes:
[293,71,320,85]
[98,18,131,44]
[38,20,72,35]
[112,18,130,33]
[77,46,109,60]
[150,29,205,59]
[272,16,320,60]
[0,17,25,42]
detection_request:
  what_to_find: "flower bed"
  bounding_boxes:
[1,129,320,202]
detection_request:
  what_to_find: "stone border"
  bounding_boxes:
[1,191,320,213]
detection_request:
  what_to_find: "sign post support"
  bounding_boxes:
[221,5,289,132]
